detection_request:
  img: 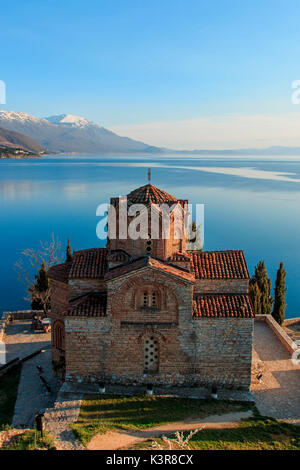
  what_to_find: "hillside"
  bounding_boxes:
[0,126,44,154]
[0,111,162,154]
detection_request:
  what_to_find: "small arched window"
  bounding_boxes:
[141,290,159,309]
[53,320,65,350]
[144,336,159,373]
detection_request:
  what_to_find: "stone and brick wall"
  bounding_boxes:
[108,204,187,261]
[61,268,253,390]
[194,279,249,294]
[49,279,69,366]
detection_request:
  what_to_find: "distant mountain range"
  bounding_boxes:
[1,110,300,156]
[173,147,300,156]
[0,111,161,154]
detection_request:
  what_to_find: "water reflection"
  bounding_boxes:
[0,154,299,318]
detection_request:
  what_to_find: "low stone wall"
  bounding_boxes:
[0,312,9,342]
[255,314,297,355]
[0,310,46,341]
[2,310,46,320]
[284,317,300,327]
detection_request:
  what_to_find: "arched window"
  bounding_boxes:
[141,290,160,309]
[53,320,65,351]
[144,336,159,373]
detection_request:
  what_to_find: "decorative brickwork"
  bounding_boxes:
[48,183,254,390]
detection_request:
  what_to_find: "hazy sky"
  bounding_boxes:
[1,0,300,149]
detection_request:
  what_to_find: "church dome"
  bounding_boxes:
[126,184,178,205]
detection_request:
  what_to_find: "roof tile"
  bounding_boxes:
[126,184,178,205]
[48,262,71,284]
[69,248,108,279]
[189,250,249,279]
[66,292,107,317]
[193,294,254,318]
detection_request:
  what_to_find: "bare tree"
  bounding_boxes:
[14,233,64,314]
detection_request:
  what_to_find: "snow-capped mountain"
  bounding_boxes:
[0,110,161,154]
[0,111,45,124]
[44,114,91,128]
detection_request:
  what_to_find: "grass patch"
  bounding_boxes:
[2,430,55,450]
[0,364,22,428]
[72,393,253,447]
[132,417,300,451]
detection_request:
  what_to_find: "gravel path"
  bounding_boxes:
[251,321,300,424]
[87,410,253,450]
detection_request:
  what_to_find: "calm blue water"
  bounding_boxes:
[0,154,299,318]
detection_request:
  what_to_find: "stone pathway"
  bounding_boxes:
[3,320,60,429]
[4,320,51,362]
[12,349,60,428]
[251,321,300,424]
[44,394,85,450]
[87,410,253,450]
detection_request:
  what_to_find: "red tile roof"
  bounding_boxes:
[66,292,107,317]
[48,262,71,284]
[105,255,195,283]
[193,294,254,318]
[189,250,249,279]
[126,184,178,205]
[69,248,108,279]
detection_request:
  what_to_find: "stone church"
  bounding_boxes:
[48,183,254,390]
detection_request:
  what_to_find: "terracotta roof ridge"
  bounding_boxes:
[107,254,149,271]
[167,262,191,273]
[194,292,249,296]
[69,291,105,304]
[73,247,108,254]
[48,260,71,269]
[105,254,195,282]
[47,261,72,283]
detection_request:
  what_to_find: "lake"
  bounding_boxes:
[0,154,299,318]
